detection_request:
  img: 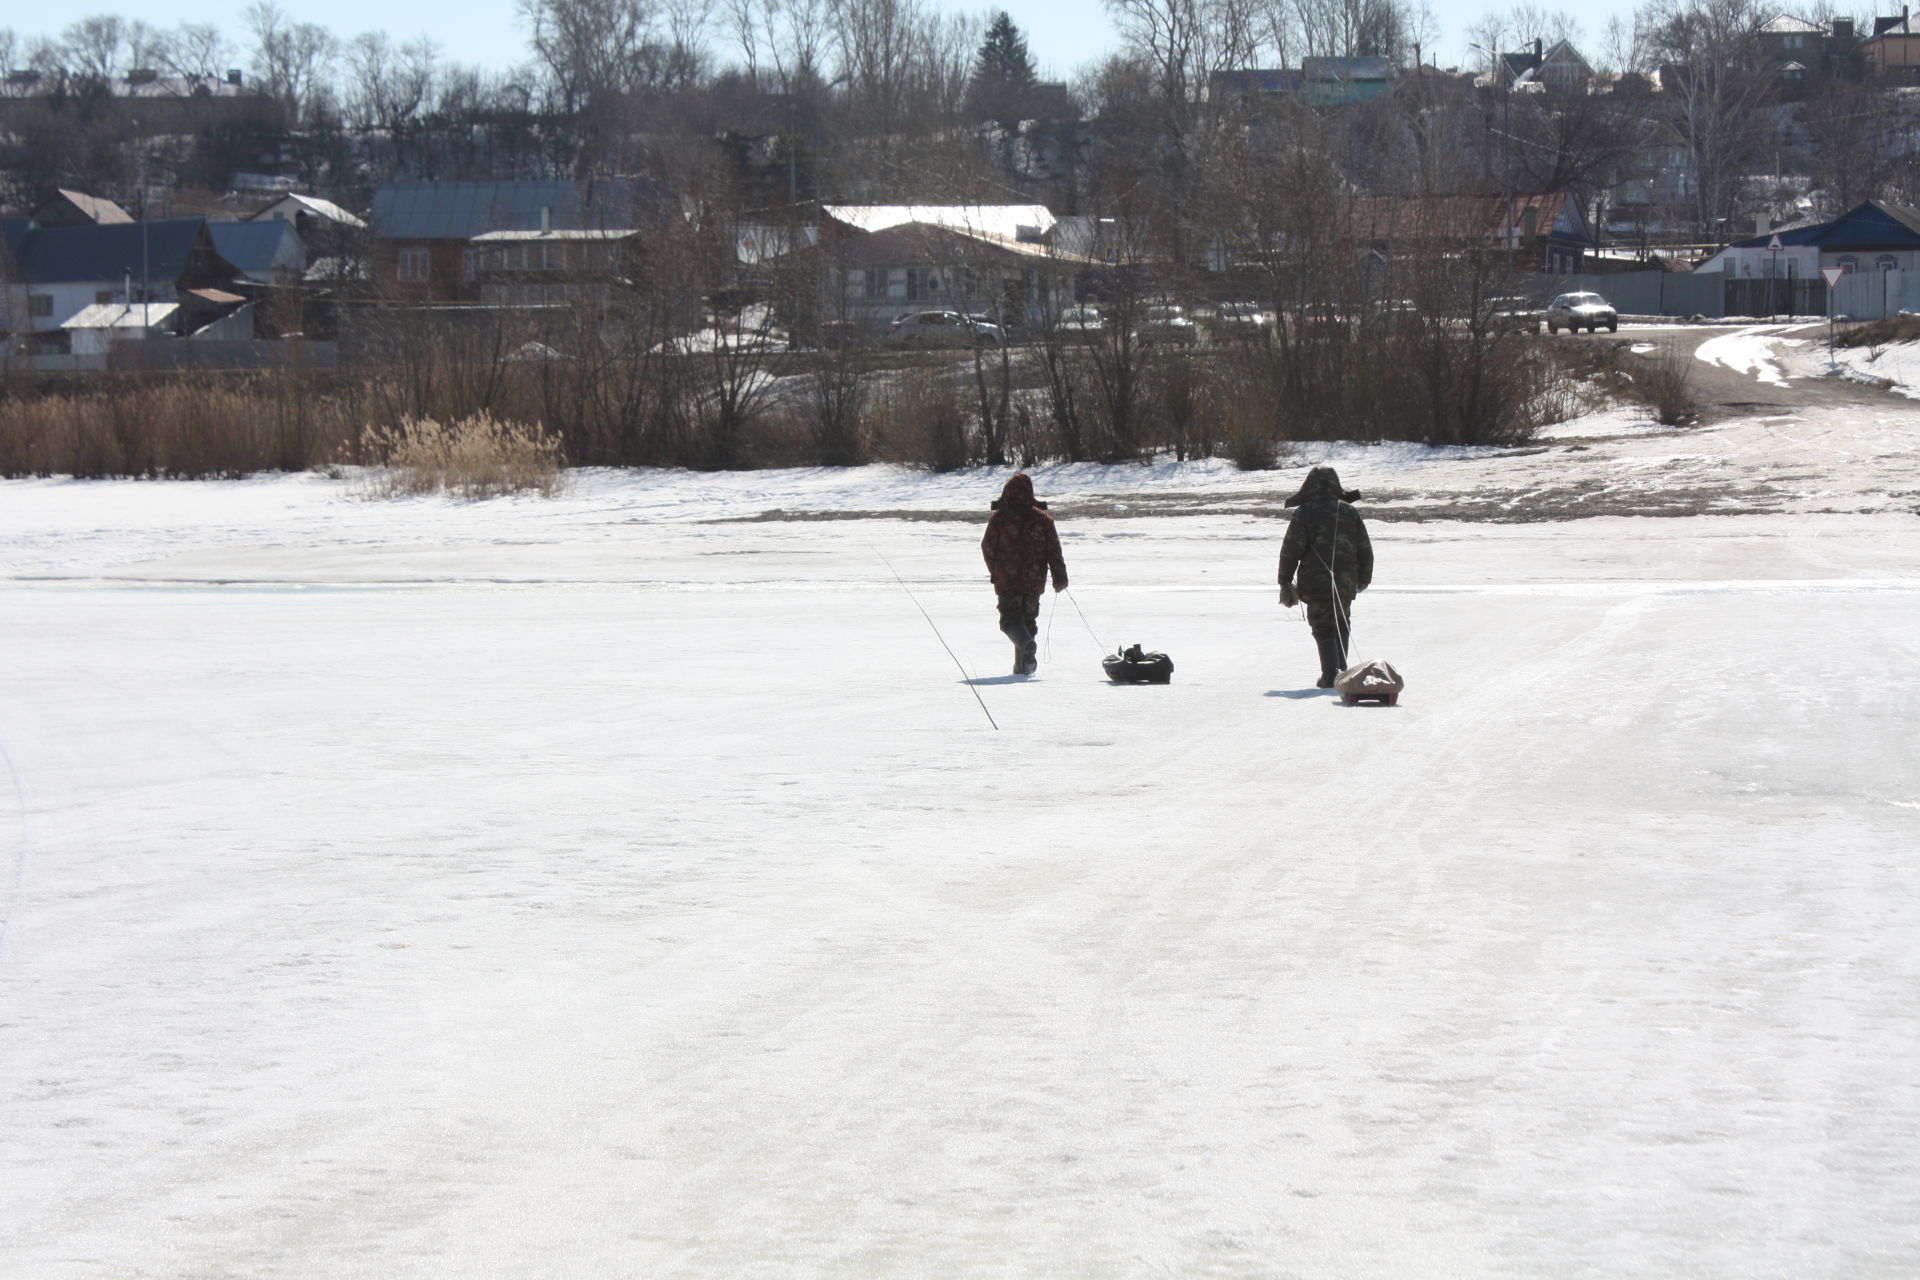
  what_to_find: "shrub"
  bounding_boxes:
[873,370,971,471]
[356,413,566,500]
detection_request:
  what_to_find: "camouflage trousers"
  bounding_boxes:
[997,592,1042,644]
[1303,590,1355,665]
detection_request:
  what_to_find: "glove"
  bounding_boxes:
[1053,573,1068,592]
[1278,582,1298,608]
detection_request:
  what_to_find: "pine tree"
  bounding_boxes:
[967,12,1038,124]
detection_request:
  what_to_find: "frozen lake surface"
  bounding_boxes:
[3,409,1918,1277]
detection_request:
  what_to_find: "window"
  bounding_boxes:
[864,268,887,298]
[28,294,51,318]
[1878,254,1899,271]
[398,247,430,283]
[1837,255,1858,270]
[907,268,945,300]
[462,248,481,282]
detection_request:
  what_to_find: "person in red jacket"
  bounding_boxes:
[981,473,1069,675]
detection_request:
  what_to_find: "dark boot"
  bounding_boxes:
[1004,621,1034,674]
[1313,629,1344,689]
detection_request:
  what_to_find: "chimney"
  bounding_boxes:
[227,69,243,86]
[1535,37,1543,58]
[1834,17,1854,40]
[1756,213,1770,236]
[539,206,552,233]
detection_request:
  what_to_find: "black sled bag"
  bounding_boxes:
[1103,644,1174,684]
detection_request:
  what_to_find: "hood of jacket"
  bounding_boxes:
[990,472,1048,511]
[1284,465,1361,508]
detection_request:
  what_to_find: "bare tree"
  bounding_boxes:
[345,32,438,133]
[517,0,659,113]
[61,15,130,81]
[156,23,232,80]
[245,1,338,124]
[1638,0,1772,237]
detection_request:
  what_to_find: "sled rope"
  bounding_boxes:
[866,540,998,731]
[1065,588,1109,655]
[1045,588,1058,663]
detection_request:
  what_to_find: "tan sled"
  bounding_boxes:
[1335,658,1403,706]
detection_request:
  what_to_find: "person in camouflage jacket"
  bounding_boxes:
[981,473,1068,675]
[1278,465,1373,688]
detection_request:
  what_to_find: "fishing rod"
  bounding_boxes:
[866,540,998,731]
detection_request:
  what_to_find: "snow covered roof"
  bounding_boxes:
[821,205,1056,242]
[253,193,366,229]
[469,229,637,241]
[59,302,178,330]
[1760,13,1826,34]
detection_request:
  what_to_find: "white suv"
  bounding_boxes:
[1544,292,1618,334]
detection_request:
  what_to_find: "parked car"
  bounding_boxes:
[1056,305,1107,339]
[1205,301,1273,338]
[811,319,872,349]
[1487,297,1544,334]
[887,309,1004,347]
[1544,292,1618,334]
[1365,298,1424,337]
[1138,304,1198,345]
[1291,302,1357,336]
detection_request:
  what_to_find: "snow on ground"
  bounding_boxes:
[1533,406,1669,440]
[1814,335,1920,398]
[3,401,1920,1278]
[1695,325,1796,386]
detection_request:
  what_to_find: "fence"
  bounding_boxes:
[1546,271,1728,318]
[1552,266,1920,322]
[1830,268,1920,322]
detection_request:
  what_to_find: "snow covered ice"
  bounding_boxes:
[3,393,1919,1276]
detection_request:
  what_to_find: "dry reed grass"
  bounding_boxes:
[356,413,567,500]
[0,380,356,479]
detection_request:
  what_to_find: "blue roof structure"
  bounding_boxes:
[0,215,32,264]
[208,220,301,272]
[1725,201,1920,250]
[8,218,221,284]
[370,180,651,240]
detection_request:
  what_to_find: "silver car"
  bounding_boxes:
[1544,292,1618,334]
[887,309,1004,348]
[1057,305,1106,338]
[1139,304,1198,345]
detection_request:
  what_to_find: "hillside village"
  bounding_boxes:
[8,2,1920,469]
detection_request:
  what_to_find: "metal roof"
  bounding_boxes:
[51,189,134,224]
[1302,56,1394,80]
[1724,201,1920,249]
[10,218,215,284]
[1,215,31,261]
[370,180,648,240]
[60,301,179,330]
[208,220,301,271]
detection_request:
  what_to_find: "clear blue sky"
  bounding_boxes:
[5,0,1630,83]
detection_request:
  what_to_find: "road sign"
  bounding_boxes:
[1823,267,1846,288]
[1768,233,1784,251]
